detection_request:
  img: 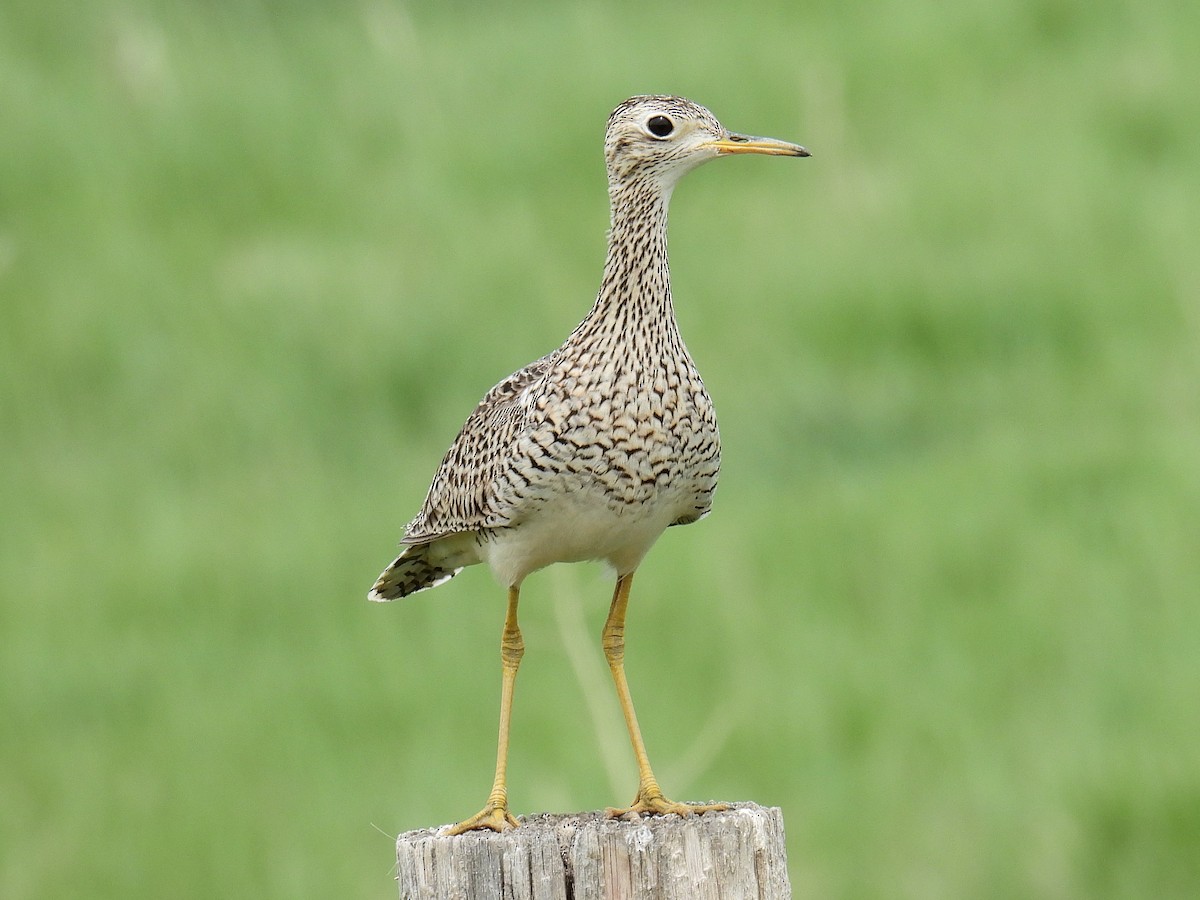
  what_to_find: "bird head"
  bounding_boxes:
[604,95,809,190]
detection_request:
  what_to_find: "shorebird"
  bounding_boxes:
[370,95,808,834]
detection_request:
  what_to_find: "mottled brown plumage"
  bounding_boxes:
[369,95,807,834]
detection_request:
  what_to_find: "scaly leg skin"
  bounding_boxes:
[601,572,730,821]
[447,585,524,835]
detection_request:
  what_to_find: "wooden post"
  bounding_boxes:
[395,802,790,899]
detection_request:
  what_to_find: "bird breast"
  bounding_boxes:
[533,354,718,507]
[482,350,721,581]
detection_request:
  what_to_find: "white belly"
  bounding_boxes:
[477,482,680,587]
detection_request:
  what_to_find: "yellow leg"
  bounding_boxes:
[447,585,524,834]
[602,572,728,819]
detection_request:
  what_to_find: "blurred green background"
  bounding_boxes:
[2,0,1198,896]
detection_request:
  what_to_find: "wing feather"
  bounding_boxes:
[401,354,554,544]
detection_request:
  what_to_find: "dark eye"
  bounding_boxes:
[647,115,674,138]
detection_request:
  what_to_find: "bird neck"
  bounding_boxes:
[570,180,682,355]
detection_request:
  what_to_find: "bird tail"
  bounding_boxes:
[368,542,463,602]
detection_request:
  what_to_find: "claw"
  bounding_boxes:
[605,788,728,820]
[446,803,520,835]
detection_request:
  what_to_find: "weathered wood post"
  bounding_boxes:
[394,802,790,899]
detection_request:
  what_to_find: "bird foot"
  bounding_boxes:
[605,790,728,821]
[446,802,520,835]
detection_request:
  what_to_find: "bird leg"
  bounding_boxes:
[447,585,524,834]
[602,572,728,820]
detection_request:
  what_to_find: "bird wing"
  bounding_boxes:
[401,353,554,544]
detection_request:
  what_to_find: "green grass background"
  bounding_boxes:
[3,0,1198,896]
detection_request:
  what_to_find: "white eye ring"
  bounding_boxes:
[646,115,675,138]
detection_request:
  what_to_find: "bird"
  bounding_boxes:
[370,94,808,835]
